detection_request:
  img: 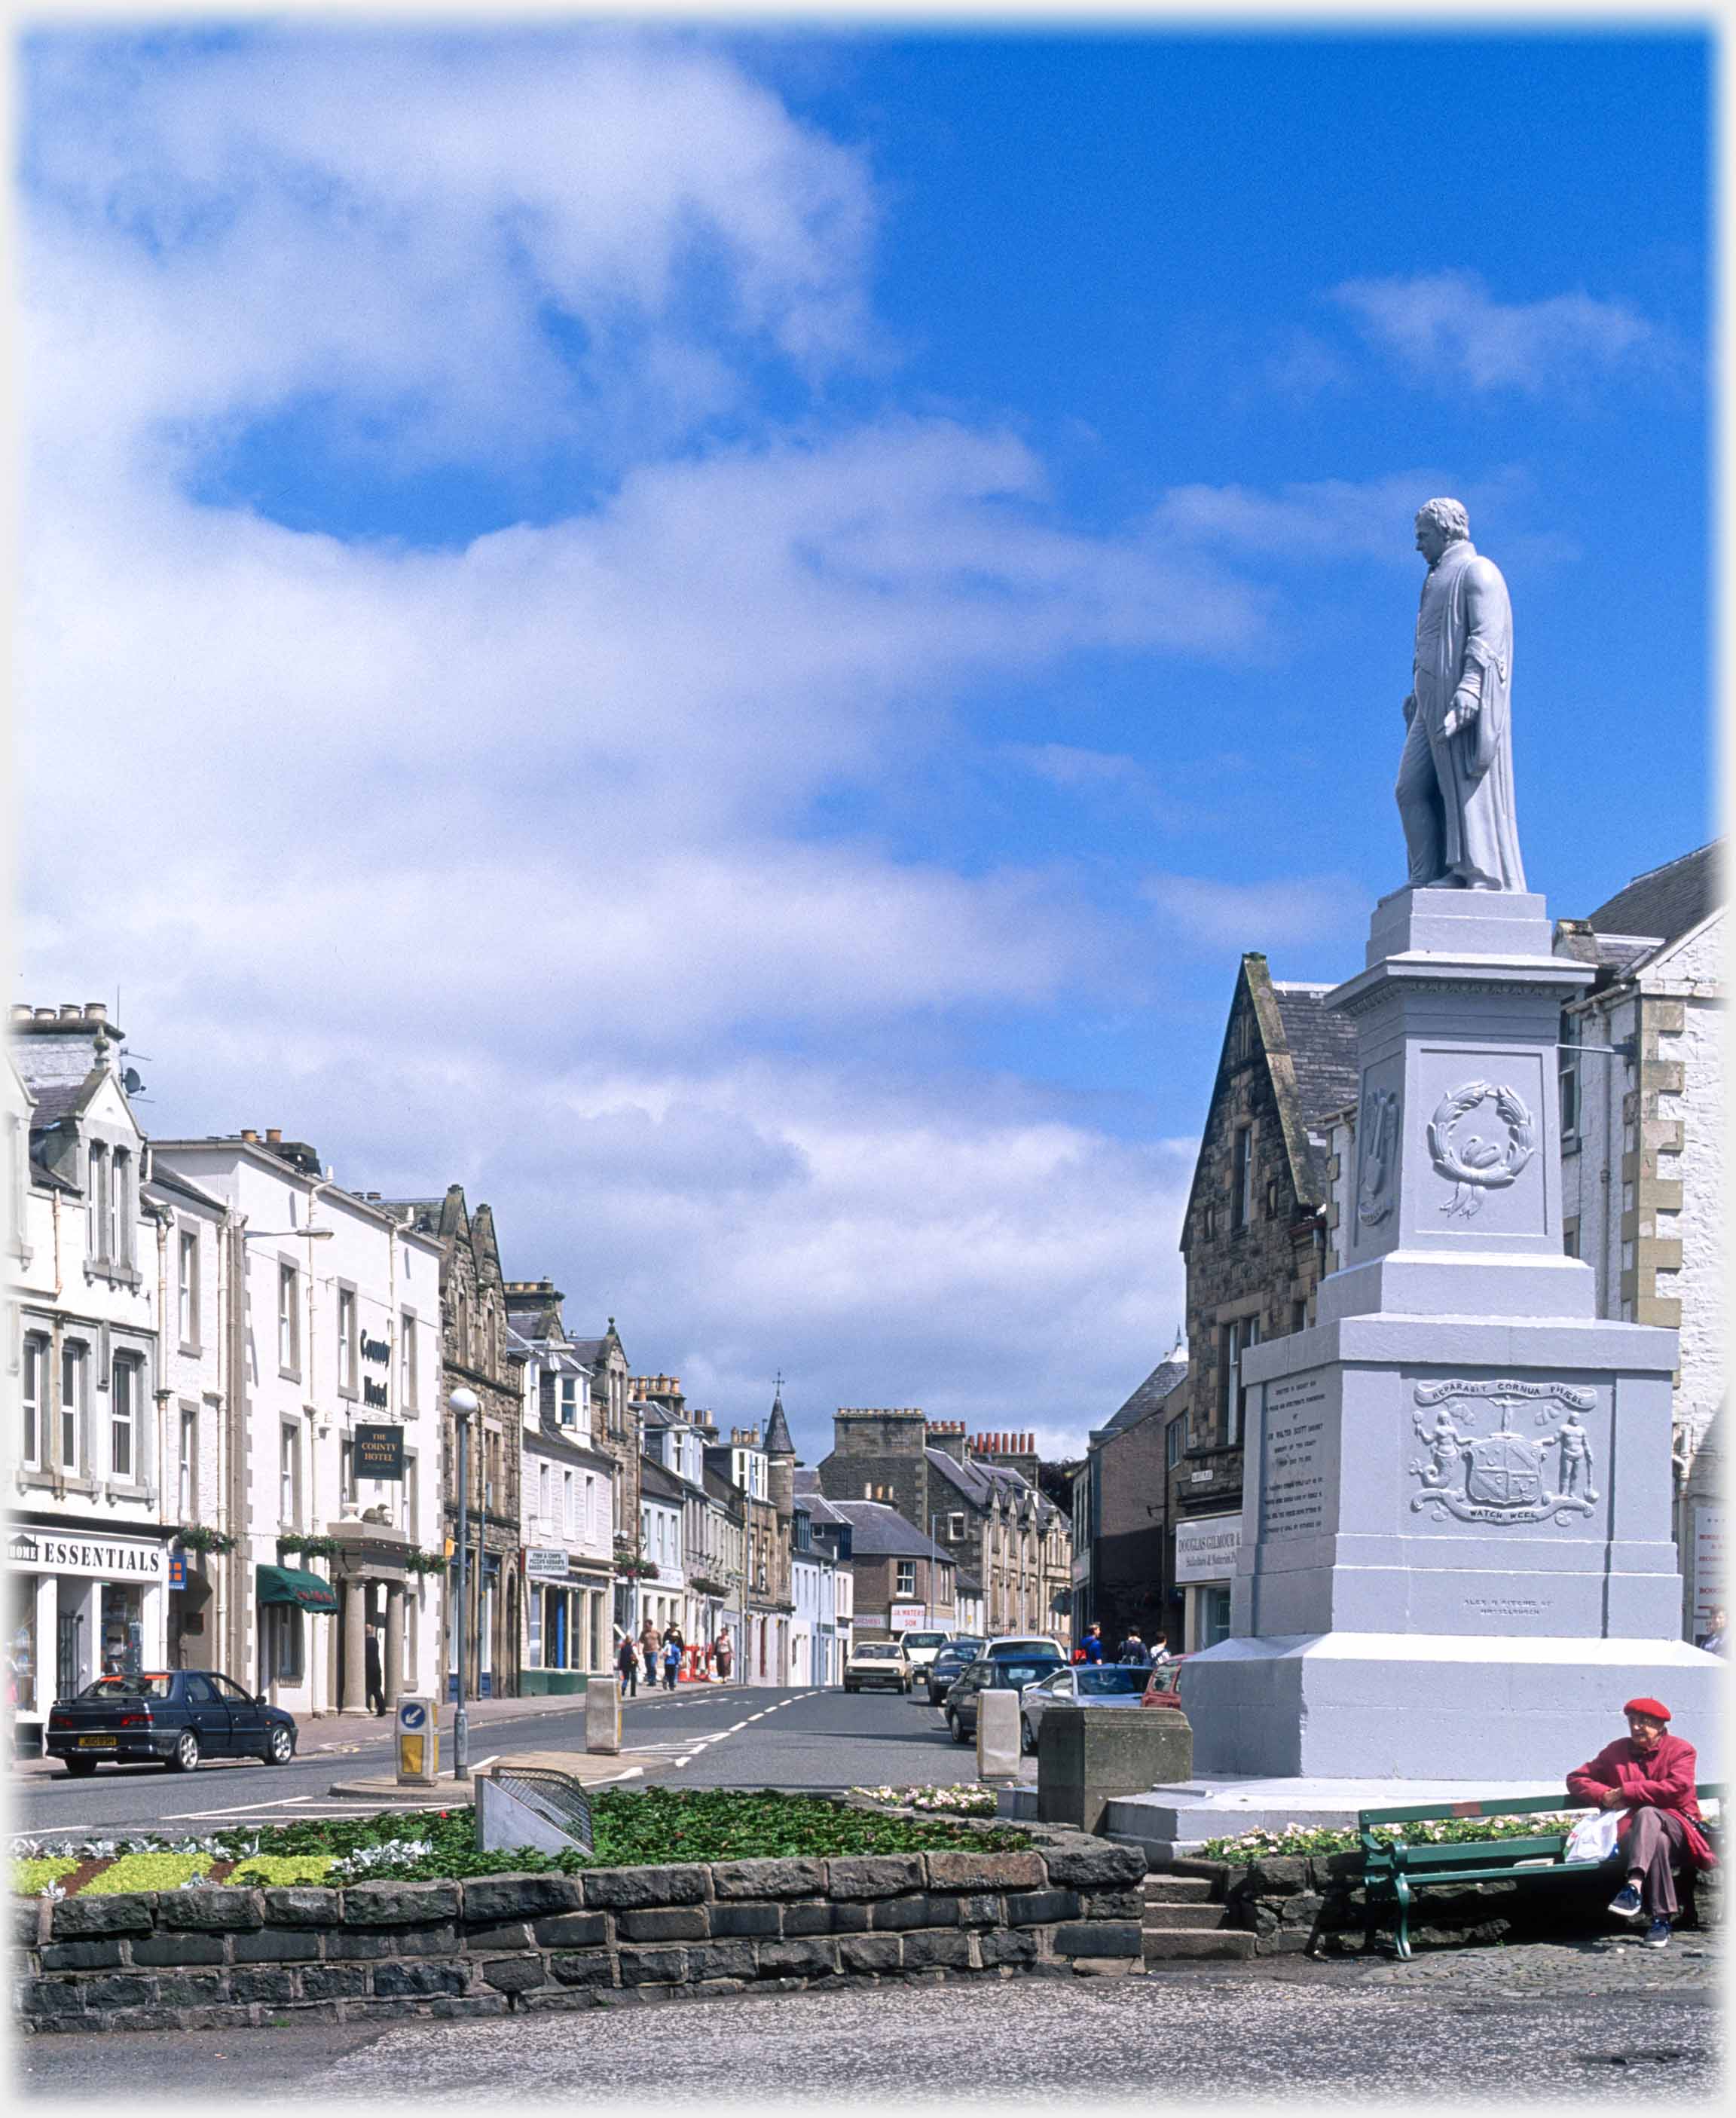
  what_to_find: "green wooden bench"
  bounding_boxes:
[1356,1785,1721,1959]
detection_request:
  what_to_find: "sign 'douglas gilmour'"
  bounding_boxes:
[1167,498,1720,1788]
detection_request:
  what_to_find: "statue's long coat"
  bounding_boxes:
[1412,538,1526,891]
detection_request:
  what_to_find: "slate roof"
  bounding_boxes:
[763,1392,795,1458]
[524,1422,615,1474]
[1094,1346,1188,1443]
[1270,983,1361,1128]
[24,1080,93,1132]
[639,1457,688,1505]
[566,1338,609,1366]
[795,1487,850,1530]
[142,1163,228,1215]
[1586,842,1721,950]
[824,1501,952,1563]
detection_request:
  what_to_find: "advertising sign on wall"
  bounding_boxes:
[890,1603,927,1631]
[1173,1513,1242,1585]
[355,1424,405,1481]
[1692,1505,1723,1634]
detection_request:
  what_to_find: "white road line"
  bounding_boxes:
[674,1756,692,1767]
[161,1793,323,1819]
[472,1756,498,1771]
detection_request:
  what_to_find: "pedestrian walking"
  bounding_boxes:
[661,1637,681,1691]
[1149,1631,1174,1664]
[1080,1623,1105,1664]
[1567,1697,1716,1951]
[1116,1629,1151,1667]
[714,1633,733,1682]
[364,1625,386,1716]
[616,1632,640,1698]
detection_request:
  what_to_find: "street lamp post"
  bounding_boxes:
[449,1386,479,1780]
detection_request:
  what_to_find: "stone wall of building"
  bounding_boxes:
[818,1410,930,1531]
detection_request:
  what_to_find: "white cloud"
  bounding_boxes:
[1331,270,1661,395]
[1142,872,1370,952]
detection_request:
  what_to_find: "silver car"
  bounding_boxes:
[1019,1663,1150,1753]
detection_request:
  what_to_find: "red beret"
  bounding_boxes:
[1624,1697,1670,1721]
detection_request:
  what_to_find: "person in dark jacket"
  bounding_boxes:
[364,1627,385,1716]
[1116,1631,1151,1667]
[1567,1698,1716,1949]
[661,1637,681,1692]
[616,1634,640,1698]
[1080,1624,1105,1665]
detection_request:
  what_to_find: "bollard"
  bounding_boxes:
[976,1687,1022,1781]
[1037,1704,1194,1834]
[394,1695,439,1787]
[585,1674,621,1755]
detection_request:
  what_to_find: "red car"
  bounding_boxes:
[1141,1656,1191,1709]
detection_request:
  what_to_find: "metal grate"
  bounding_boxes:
[490,1765,594,1853]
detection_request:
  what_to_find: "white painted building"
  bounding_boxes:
[637,1458,688,1646]
[789,1496,839,1685]
[8,1007,175,1750]
[512,1314,615,1690]
[150,1126,445,1718]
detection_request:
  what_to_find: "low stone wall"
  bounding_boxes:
[1172,1854,1724,1956]
[14,1830,1148,2034]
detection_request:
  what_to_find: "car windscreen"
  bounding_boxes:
[77,1674,175,1700]
[854,1646,900,1658]
[1077,1668,1147,1695]
[986,1640,1054,1658]
[990,1660,1061,1689]
[903,1634,948,1649]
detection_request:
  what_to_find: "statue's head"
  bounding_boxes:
[1414,497,1469,564]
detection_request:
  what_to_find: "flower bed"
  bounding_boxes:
[848,1785,1000,1817]
[13,1789,1031,1900]
[1198,1814,1585,1863]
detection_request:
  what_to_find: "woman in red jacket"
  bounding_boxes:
[1566,1698,1715,1950]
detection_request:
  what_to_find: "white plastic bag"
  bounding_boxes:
[1563,1805,1628,1865]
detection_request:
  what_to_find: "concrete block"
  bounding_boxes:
[1038,1706,1194,1834]
[585,1676,621,1754]
[1053,1922,1142,1958]
[976,1689,1022,1780]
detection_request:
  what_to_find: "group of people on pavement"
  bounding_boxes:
[1071,1621,1172,1667]
[612,1623,737,1695]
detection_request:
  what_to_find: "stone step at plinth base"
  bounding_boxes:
[1142,1902,1234,1930]
[1142,1874,1215,1903]
[1142,1928,1259,1962]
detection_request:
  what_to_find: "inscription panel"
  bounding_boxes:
[1260,1371,1331,1542]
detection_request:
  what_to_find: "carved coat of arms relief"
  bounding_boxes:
[1409,1380,1597,1526]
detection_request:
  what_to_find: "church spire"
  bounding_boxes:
[764,1372,794,1459]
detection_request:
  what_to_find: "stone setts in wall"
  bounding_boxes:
[13,1826,1148,2034]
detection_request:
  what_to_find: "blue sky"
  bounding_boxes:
[18,23,1710,1459]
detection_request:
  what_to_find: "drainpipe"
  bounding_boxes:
[226,1217,249,1681]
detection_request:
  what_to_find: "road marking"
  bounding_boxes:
[162,1793,327,1819]
[472,1756,498,1772]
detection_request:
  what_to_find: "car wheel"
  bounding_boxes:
[1020,1719,1037,1755]
[264,1725,295,1766]
[62,1756,98,1777]
[166,1729,200,1774]
[948,1712,969,1745]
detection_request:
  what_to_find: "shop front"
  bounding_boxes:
[7,1521,173,1755]
[521,1548,610,1692]
[1174,1511,1242,1652]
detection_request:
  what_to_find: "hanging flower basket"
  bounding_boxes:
[176,1525,237,1555]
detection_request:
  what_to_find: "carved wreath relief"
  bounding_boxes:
[1355,1088,1399,1227]
[1409,1380,1597,1526]
[1426,1080,1534,1218]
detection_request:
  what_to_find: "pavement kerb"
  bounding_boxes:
[326,1749,665,1800]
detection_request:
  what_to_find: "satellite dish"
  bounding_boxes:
[122,1067,145,1095]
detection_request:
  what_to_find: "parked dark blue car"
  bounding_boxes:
[44,1671,298,1775]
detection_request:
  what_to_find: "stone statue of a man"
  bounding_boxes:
[1396,498,1526,891]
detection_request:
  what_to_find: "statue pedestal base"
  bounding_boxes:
[1180,1633,1723,1781]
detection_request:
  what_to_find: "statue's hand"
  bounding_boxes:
[1442,689,1480,740]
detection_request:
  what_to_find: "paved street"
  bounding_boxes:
[11,1682,986,1838]
[17,1939,1719,2101]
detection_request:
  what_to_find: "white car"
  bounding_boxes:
[843,1641,912,1694]
[896,1630,953,1689]
[983,1634,1065,1662]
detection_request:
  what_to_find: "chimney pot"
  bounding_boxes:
[9,1003,29,1022]
[240,1129,258,1143]
[265,1128,283,1145]
[85,1002,106,1022]
[34,1007,55,1021]
[60,1003,81,1019]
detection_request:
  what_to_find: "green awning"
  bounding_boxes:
[256,1564,339,1612]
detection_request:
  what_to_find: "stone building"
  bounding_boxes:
[1072,1337,1188,1644]
[1166,954,1359,1650]
[818,1410,1071,1643]
[818,1499,956,1638]
[702,1407,794,1684]
[382,1187,522,1701]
